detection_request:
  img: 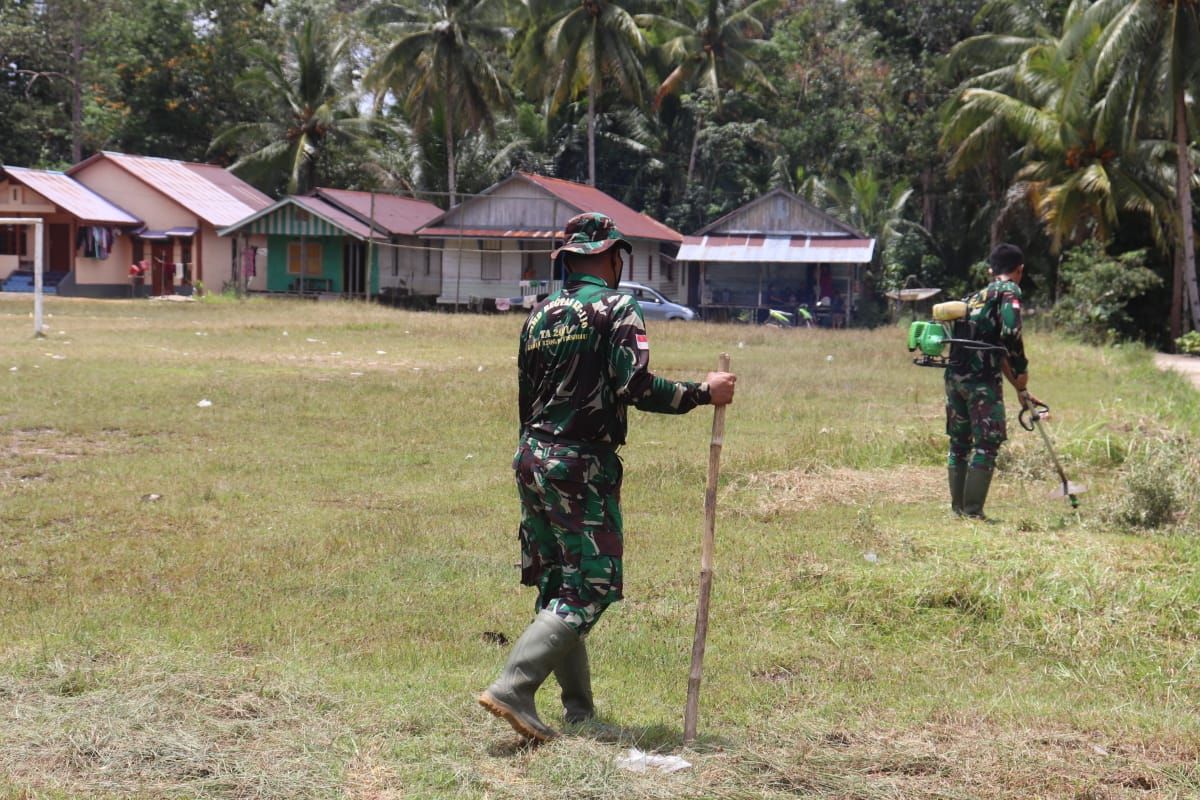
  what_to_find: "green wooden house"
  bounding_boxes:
[219,189,440,297]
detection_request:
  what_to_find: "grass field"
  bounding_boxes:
[1,294,1198,800]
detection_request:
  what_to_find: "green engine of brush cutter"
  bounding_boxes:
[907,320,948,359]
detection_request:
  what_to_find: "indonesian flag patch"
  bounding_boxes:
[1011,297,1021,310]
[635,334,650,350]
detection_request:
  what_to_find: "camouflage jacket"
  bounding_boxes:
[518,273,711,446]
[947,277,1028,380]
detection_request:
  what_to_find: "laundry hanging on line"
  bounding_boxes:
[76,226,115,259]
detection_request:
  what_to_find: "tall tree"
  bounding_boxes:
[638,0,779,183]
[364,0,511,206]
[516,0,650,186]
[943,0,1174,261]
[212,17,369,195]
[1079,0,1200,335]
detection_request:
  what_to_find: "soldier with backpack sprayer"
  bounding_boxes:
[941,243,1043,519]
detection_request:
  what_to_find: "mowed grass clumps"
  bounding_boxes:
[1,295,1198,799]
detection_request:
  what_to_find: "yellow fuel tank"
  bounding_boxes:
[932,301,967,322]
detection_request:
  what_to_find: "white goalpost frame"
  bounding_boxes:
[0,217,45,337]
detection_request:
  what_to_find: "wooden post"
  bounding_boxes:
[684,352,730,743]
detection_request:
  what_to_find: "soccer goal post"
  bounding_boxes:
[0,217,45,337]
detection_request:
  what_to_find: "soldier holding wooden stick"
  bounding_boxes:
[479,212,736,742]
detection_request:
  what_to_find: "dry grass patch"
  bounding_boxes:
[0,657,350,799]
[0,428,132,489]
[740,465,946,517]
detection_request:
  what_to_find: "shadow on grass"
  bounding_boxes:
[484,717,734,757]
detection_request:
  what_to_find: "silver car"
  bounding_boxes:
[617,281,698,321]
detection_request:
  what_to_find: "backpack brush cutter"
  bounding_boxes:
[907,301,1084,508]
[906,301,1008,368]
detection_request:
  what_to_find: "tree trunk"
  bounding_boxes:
[445,96,457,207]
[587,68,597,187]
[70,14,83,163]
[1175,89,1200,335]
[687,112,703,187]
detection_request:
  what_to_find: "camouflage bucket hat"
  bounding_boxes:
[550,212,633,266]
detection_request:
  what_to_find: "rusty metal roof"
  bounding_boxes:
[314,188,442,236]
[516,173,682,242]
[219,194,387,241]
[418,226,559,238]
[69,152,273,227]
[677,235,876,264]
[2,166,141,225]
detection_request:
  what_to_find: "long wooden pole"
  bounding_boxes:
[684,352,730,743]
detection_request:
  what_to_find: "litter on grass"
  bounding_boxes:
[615,748,692,774]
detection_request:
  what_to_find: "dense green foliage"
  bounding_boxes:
[2,0,1198,342]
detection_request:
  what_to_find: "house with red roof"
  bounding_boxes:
[217,187,442,297]
[419,172,684,307]
[66,151,273,296]
[0,165,142,294]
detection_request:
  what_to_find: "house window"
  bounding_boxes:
[287,242,323,275]
[480,239,501,280]
[179,239,192,266]
[0,225,27,256]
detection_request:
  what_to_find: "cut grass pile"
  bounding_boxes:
[1,295,1197,799]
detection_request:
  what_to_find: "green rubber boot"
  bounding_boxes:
[949,465,968,516]
[479,610,579,741]
[961,468,994,519]
[554,638,595,724]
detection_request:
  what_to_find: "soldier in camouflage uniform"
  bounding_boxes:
[945,243,1042,518]
[479,212,736,741]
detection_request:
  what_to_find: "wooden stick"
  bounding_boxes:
[684,352,730,744]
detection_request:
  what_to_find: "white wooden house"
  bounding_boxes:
[418,172,683,307]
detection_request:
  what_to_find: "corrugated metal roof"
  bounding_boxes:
[418,227,558,238]
[220,195,384,240]
[69,152,272,227]
[677,235,876,263]
[2,166,141,225]
[314,188,442,236]
[517,173,682,243]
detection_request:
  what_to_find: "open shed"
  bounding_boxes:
[677,188,876,325]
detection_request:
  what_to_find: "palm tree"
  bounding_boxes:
[364,0,511,206]
[637,0,779,184]
[211,19,368,195]
[943,0,1175,259]
[1078,0,1200,335]
[516,0,650,186]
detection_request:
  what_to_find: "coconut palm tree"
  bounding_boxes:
[637,0,779,184]
[1077,0,1200,335]
[515,0,650,186]
[211,19,369,195]
[943,0,1175,258]
[364,0,511,205]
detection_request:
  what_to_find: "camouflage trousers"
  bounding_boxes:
[944,373,1007,470]
[513,435,624,635]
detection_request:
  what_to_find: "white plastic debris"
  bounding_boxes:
[9,366,17,372]
[826,354,834,362]
[306,337,321,343]
[376,350,386,355]
[477,365,485,372]
[737,341,745,349]
[196,399,213,408]
[349,371,363,377]
[465,454,475,460]
[615,748,691,774]
[283,331,289,336]
[864,551,878,563]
